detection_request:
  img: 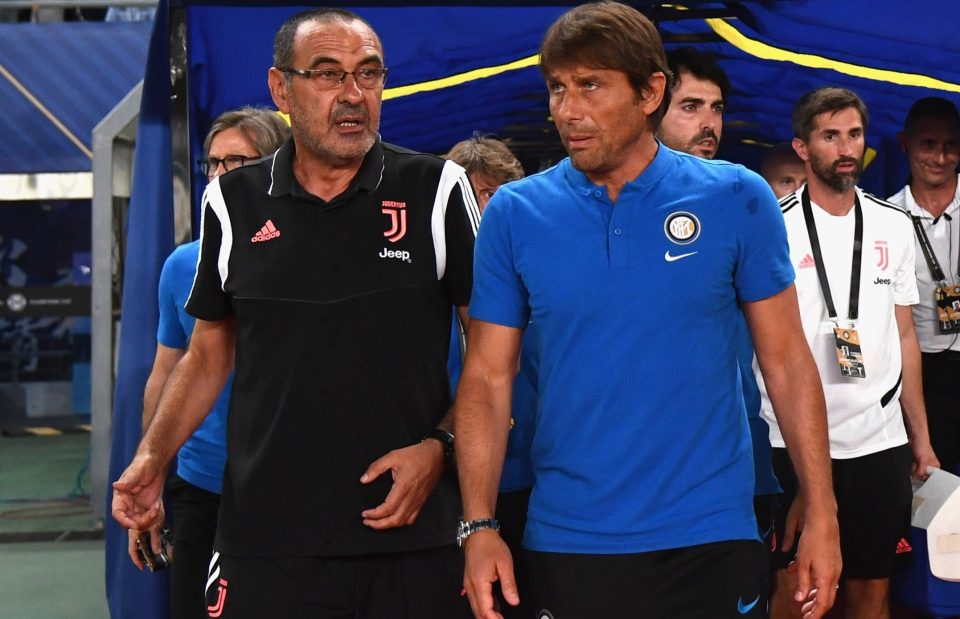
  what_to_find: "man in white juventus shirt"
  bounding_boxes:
[889,97,960,475]
[758,87,938,619]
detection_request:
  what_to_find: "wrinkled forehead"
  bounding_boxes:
[811,106,863,132]
[208,127,258,157]
[292,18,384,65]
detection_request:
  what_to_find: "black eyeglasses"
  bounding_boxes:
[198,155,256,177]
[276,67,388,90]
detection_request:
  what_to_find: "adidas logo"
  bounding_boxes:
[798,254,816,269]
[251,220,280,243]
[896,537,912,554]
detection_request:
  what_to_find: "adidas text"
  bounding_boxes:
[379,247,412,263]
[252,230,280,242]
[252,220,281,242]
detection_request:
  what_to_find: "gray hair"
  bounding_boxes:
[203,106,290,157]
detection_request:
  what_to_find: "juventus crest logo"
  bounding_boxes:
[382,200,407,243]
[875,240,889,271]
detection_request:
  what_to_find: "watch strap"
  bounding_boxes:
[423,428,454,462]
[457,518,500,547]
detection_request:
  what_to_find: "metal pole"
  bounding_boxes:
[91,81,141,523]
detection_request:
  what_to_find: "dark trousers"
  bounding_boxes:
[205,545,472,618]
[523,540,769,618]
[922,350,960,474]
[167,474,220,619]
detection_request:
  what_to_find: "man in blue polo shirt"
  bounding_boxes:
[454,3,841,619]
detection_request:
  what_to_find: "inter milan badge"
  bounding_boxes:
[664,211,701,245]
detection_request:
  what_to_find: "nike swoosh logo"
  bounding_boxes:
[760,521,774,541]
[738,595,761,614]
[664,250,698,262]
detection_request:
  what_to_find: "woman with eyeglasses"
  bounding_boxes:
[127,106,289,619]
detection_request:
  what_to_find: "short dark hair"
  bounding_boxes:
[273,8,378,69]
[445,133,524,185]
[792,87,868,141]
[203,107,290,158]
[539,1,671,127]
[666,46,730,102]
[903,97,960,134]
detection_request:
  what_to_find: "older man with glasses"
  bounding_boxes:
[112,8,480,618]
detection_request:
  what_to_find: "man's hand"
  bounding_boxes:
[112,453,166,531]
[779,494,805,554]
[463,530,519,619]
[126,501,167,570]
[790,509,841,619]
[360,440,445,529]
[911,438,940,481]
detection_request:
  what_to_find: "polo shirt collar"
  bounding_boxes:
[267,134,385,202]
[899,173,960,221]
[562,139,672,198]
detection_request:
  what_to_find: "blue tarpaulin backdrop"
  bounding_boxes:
[106,2,960,617]
[0,21,150,173]
[105,5,173,618]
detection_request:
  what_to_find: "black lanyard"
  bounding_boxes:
[911,214,957,284]
[801,186,863,324]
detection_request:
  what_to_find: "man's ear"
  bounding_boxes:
[641,71,667,117]
[268,67,291,115]
[896,131,908,154]
[792,137,809,163]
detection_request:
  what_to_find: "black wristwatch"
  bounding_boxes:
[457,518,500,547]
[423,428,455,463]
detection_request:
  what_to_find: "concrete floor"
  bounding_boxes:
[0,431,108,618]
[0,539,108,618]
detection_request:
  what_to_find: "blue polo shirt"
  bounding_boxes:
[157,240,231,494]
[470,145,794,553]
[738,317,781,497]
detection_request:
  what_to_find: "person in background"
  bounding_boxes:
[127,106,289,618]
[762,142,808,200]
[888,97,960,475]
[657,46,729,159]
[658,58,783,569]
[761,87,938,619]
[446,134,524,212]
[444,133,524,389]
[446,134,532,619]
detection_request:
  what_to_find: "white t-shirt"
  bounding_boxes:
[888,175,960,353]
[758,186,918,458]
